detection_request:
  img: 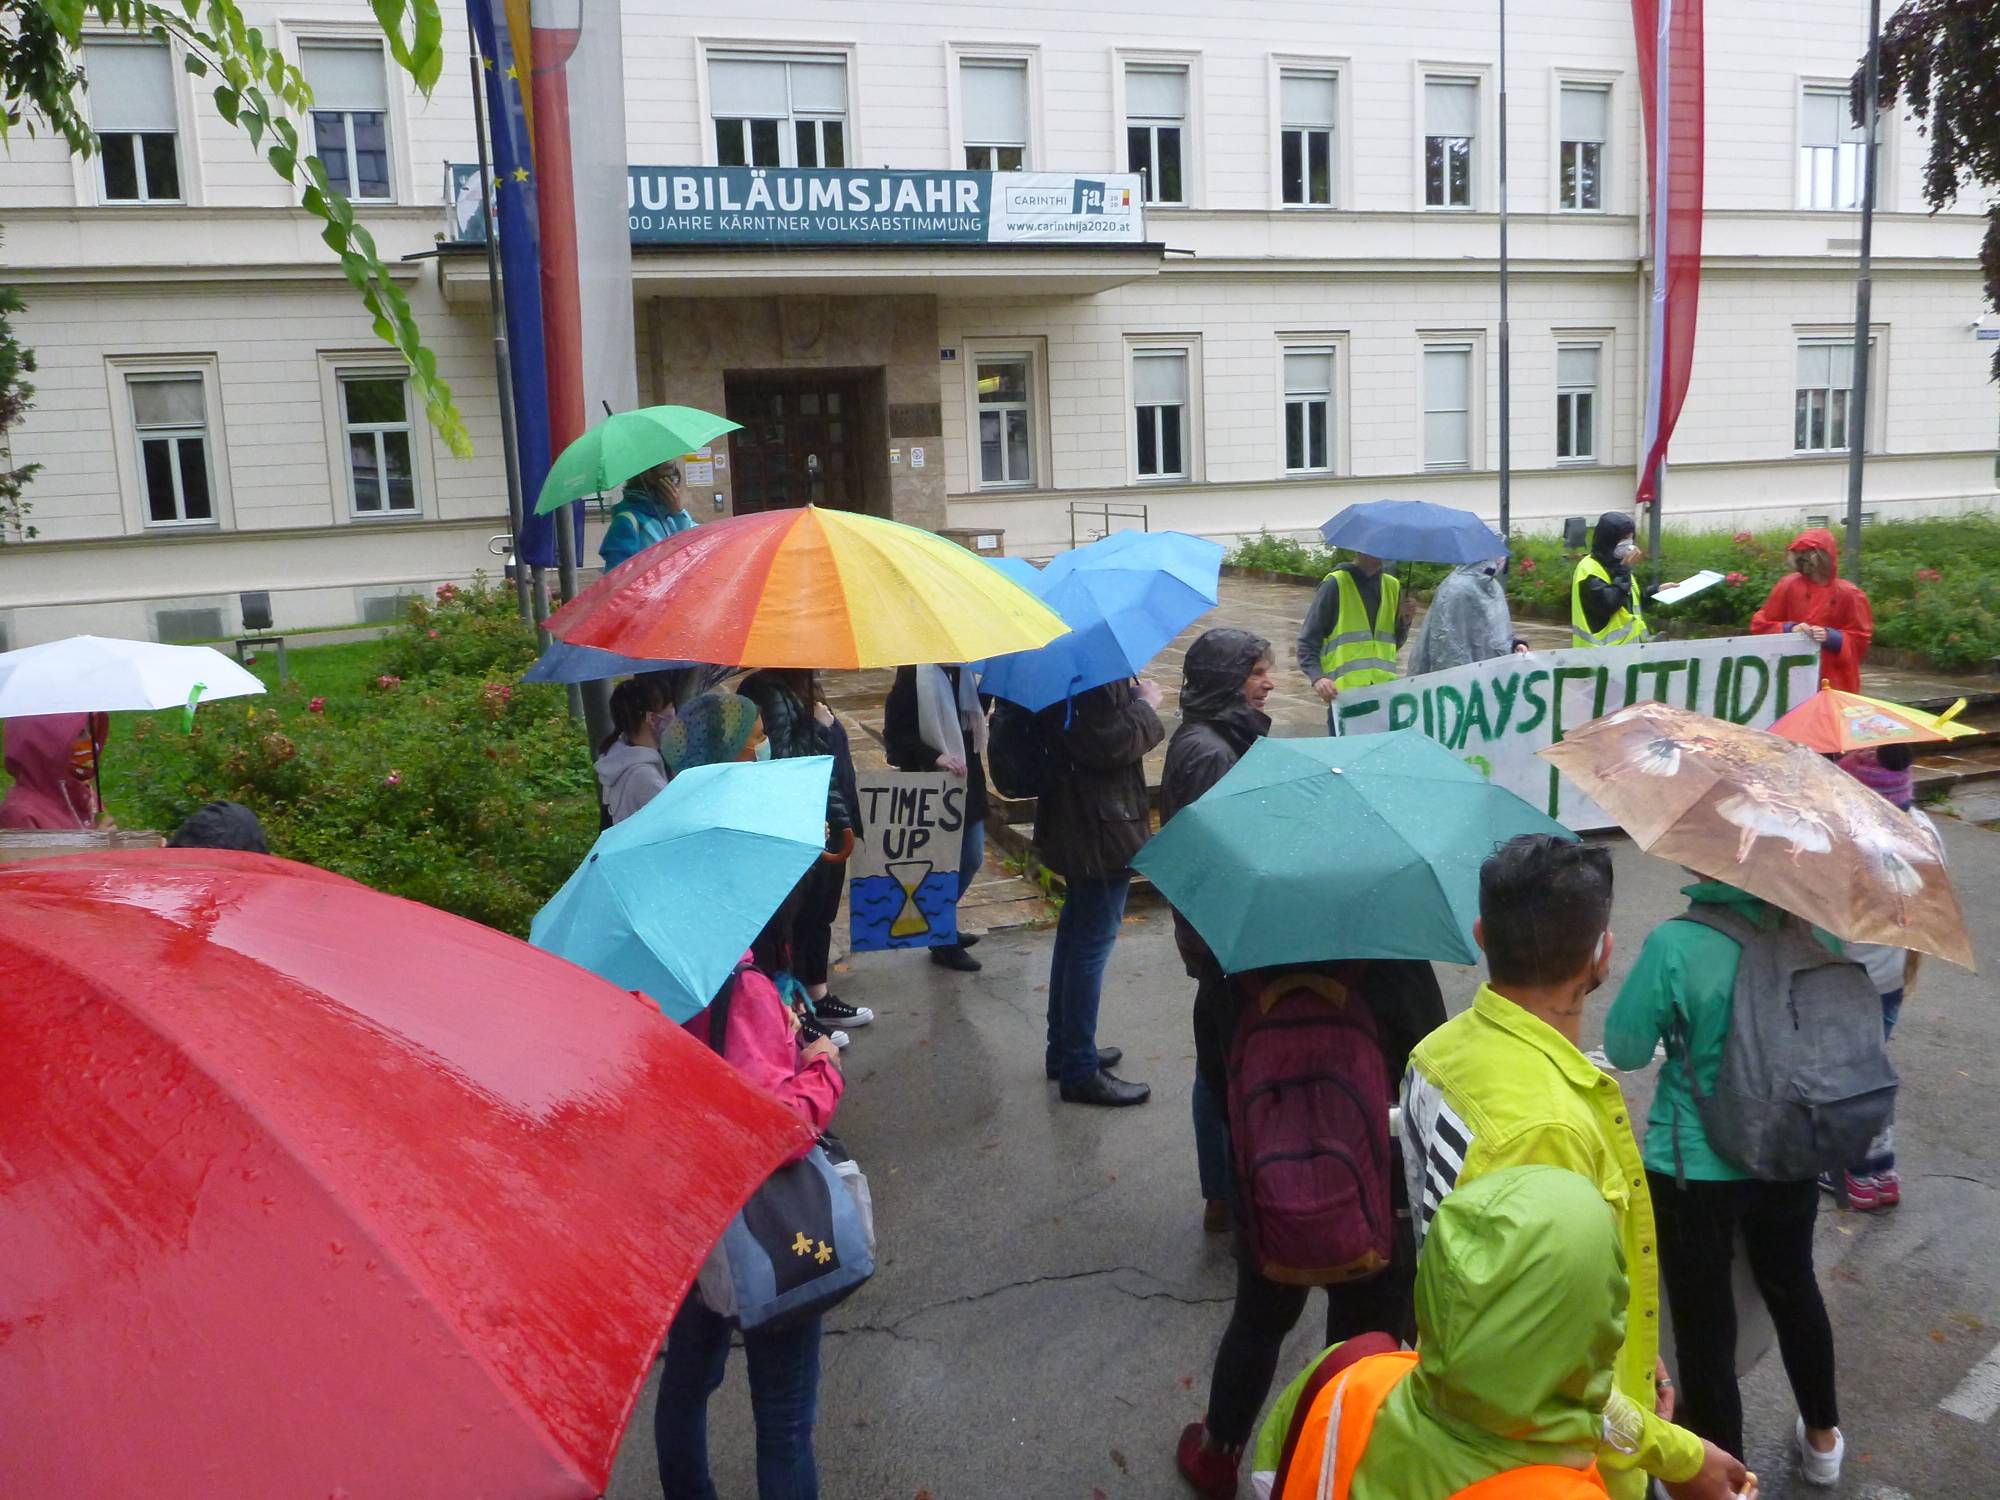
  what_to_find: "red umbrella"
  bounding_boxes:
[0,851,813,1498]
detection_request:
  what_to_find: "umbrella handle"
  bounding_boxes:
[819,827,856,864]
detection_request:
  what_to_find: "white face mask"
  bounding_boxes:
[1614,539,1639,563]
[753,739,772,761]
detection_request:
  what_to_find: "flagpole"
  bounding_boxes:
[1497,0,1512,543]
[468,36,533,625]
[1843,0,1881,587]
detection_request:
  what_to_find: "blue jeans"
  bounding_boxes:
[953,818,985,934]
[655,1297,821,1500]
[1192,1070,1232,1201]
[1046,873,1131,1085]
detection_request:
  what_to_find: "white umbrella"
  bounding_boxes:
[0,636,266,718]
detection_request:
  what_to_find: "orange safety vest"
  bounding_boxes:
[1278,1352,1609,1500]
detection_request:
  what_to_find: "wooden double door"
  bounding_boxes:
[724,377,866,514]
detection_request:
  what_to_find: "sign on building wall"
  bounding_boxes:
[848,770,969,952]
[1333,635,1821,830]
[450,166,1146,247]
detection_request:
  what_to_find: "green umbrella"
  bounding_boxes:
[1132,729,1575,971]
[533,405,742,515]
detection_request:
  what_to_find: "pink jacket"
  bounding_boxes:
[683,961,843,1159]
[0,713,107,830]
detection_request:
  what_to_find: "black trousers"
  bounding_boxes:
[1649,1171,1840,1459]
[1203,1232,1416,1449]
[792,859,844,989]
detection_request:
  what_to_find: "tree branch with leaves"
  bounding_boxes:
[1869,0,2000,377]
[1,0,467,453]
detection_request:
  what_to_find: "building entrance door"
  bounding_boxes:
[724,377,867,514]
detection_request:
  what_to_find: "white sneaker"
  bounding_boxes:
[1795,1417,1843,1486]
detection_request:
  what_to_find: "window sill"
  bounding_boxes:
[1554,458,1601,468]
[1279,202,1340,212]
[349,510,427,523]
[143,520,222,533]
[1280,469,1337,480]
[975,481,1037,493]
[1421,205,1479,213]
[1557,206,1608,216]
[1133,474,1192,485]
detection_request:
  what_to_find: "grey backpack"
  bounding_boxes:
[1671,905,1897,1183]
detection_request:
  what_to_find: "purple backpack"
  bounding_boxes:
[1227,968,1394,1286]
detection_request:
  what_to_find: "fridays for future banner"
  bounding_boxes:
[1333,634,1821,829]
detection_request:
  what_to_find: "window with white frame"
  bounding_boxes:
[1125,65,1187,205]
[301,42,393,201]
[976,356,1034,486]
[1423,344,1474,470]
[1280,71,1337,207]
[1795,339,1874,453]
[1424,78,1477,209]
[962,59,1028,171]
[710,54,847,168]
[1283,347,1335,472]
[128,374,214,525]
[84,40,181,201]
[1133,349,1190,479]
[1555,343,1601,462]
[1800,86,1876,211]
[340,372,419,515]
[1559,83,1608,211]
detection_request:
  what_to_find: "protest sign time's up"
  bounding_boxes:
[848,771,970,952]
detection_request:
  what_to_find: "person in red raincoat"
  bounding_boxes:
[1750,528,1873,692]
[0,712,109,829]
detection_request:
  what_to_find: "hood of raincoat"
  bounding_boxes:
[0,711,108,830]
[1179,627,1273,724]
[1787,527,1841,577]
[166,800,270,853]
[1590,511,1636,568]
[1406,1163,1627,1458]
[1408,561,1513,676]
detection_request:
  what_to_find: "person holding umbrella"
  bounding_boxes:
[1571,512,1651,648]
[600,460,695,571]
[1294,553,1414,729]
[0,712,109,829]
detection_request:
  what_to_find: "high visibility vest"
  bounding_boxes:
[1570,557,1645,647]
[1278,1351,1608,1500]
[1318,570,1402,689]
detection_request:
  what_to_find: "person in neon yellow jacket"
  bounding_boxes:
[1399,834,1749,1500]
[1252,1165,1651,1500]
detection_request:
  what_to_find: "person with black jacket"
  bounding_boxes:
[1159,628,1276,1228]
[883,664,991,973]
[1571,511,1654,646]
[737,669,871,1045]
[1033,676,1166,1106]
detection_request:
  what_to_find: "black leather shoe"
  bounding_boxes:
[958,931,981,947]
[1045,1046,1121,1081]
[1059,1071,1151,1107]
[930,944,982,972]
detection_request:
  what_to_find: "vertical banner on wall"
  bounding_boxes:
[1632,0,1706,507]
[848,772,969,953]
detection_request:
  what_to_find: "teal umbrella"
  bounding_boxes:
[534,404,742,515]
[530,755,832,1020]
[1132,730,1574,971]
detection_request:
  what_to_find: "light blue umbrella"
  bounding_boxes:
[530,756,832,1020]
[978,531,1222,711]
[1320,499,1508,564]
[520,638,703,685]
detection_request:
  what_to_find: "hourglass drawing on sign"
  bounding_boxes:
[884,860,935,940]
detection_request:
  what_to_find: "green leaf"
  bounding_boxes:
[182,52,208,77]
[321,221,348,255]
[240,103,264,149]
[370,0,445,93]
[212,84,239,123]
[267,142,295,178]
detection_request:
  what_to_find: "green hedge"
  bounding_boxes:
[117,579,598,935]
[1228,513,2000,673]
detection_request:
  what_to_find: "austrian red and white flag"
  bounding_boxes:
[1632,0,1704,506]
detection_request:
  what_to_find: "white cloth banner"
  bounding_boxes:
[1332,634,1822,830]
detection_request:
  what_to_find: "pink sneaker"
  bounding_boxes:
[1874,1169,1901,1206]
[1842,1172,1881,1211]
[1177,1422,1241,1499]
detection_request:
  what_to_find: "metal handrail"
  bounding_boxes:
[1067,501,1149,549]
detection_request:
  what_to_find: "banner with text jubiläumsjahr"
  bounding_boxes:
[1332,634,1820,830]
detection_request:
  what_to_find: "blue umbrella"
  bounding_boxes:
[529,756,833,1021]
[1320,499,1508,564]
[978,531,1222,711]
[520,638,703,685]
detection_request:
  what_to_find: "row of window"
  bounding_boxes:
[716,50,1881,213]
[81,35,390,203]
[125,366,418,527]
[970,335,1875,489]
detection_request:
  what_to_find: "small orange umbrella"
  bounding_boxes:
[1769,687,1974,755]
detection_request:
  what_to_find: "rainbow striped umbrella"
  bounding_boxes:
[547,506,1067,669]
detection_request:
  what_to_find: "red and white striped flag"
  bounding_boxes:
[1633,0,1704,506]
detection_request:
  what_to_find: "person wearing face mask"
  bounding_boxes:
[1749,528,1873,693]
[662,691,771,774]
[594,677,677,824]
[1400,835,1748,1500]
[1295,551,1417,730]
[599,459,695,572]
[1571,512,1652,648]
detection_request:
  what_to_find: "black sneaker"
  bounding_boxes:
[797,1012,850,1050]
[814,995,874,1028]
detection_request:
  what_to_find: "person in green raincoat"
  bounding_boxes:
[1253,1165,1704,1500]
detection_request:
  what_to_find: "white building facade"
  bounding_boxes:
[1,0,1992,646]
